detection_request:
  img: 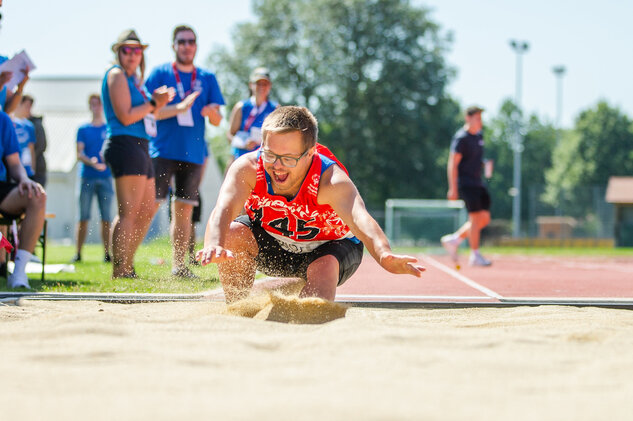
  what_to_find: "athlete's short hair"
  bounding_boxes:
[262,106,318,149]
[20,94,34,105]
[173,25,197,42]
[88,93,101,105]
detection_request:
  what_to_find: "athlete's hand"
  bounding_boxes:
[152,85,176,109]
[379,252,425,277]
[196,245,235,266]
[176,91,200,112]
[201,104,222,126]
[18,178,44,199]
[0,71,12,88]
[447,188,458,201]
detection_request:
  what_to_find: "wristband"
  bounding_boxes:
[149,98,157,110]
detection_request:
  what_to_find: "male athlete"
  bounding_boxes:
[197,106,424,302]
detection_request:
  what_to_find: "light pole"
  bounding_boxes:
[552,65,566,144]
[509,39,529,238]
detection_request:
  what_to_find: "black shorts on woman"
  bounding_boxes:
[103,135,155,179]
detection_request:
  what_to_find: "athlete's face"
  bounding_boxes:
[262,131,315,197]
[466,111,483,132]
[173,30,197,65]
[250,79,271,102]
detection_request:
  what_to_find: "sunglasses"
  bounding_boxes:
[120,46,143,56]
[176,39,197,46]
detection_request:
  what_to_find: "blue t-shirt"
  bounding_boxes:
[145,63,225,165]
[0,56,7,111]
[12,117,36,177]
[0,111,20,182]
[102,65,151,140]
[450,128,484,188]
[239,98,278,132]
[77,123,111,179]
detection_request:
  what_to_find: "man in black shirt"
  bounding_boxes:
[441,106,492,267]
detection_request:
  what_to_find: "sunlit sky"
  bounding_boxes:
[2,0,631,128]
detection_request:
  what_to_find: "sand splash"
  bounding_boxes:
[225,291,348,324]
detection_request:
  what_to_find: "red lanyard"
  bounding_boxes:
[172,62,197,99]
[133,76,148,101]
[244,101,268,132]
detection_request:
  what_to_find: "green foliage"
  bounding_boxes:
[208,0,460,208]
[544,101,633,207]
[485,99,557,220]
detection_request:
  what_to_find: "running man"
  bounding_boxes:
[441,105,492,267]
[197,106,424,303]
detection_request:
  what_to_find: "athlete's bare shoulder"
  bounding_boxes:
[227,150,259,189]
[318,162,356,204]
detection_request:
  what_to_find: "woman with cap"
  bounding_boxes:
[226,67,278,165]
[101,29,175,279]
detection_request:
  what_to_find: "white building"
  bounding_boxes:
[26,75,223,243]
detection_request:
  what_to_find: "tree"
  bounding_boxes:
[544,101,633,208]
[208,0,459,208]
[486,99,556,223]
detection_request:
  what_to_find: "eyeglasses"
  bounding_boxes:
[176,39,197,46]
[261,148,309,168]
[120,46,143,56]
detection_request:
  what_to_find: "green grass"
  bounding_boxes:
[1,237,220,293]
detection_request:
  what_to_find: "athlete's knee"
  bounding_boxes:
[307,254,339,278]
[225,222,257,254]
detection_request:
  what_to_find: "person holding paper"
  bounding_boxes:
[0,111,46,289]
[0,53,30,114]
[101,29,174,279]
[144,24,225,278]
[226,67,278,164]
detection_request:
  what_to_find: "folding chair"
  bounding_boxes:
[0,212,54,283]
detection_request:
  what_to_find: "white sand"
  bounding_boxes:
[2,299,633,420]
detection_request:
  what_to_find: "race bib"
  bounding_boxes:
[144,114,157,138]
[176,108,194,127]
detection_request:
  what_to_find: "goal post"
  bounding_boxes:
[385,199,468,246]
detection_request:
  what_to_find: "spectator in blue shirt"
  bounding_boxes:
[72,94,114,264]
[11,111,36,177]
[145,25,224,278]
[0,111,46,289]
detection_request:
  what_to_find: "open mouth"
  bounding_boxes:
[273,171,289,183]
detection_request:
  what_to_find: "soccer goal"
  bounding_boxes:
[385,199,468,246]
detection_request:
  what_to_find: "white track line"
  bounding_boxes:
[422,254,503,300]
[336,294,493,301]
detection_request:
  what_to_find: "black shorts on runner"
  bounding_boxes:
[235,214,364,286]
[459,186,491,213]
[153,157,202,206]
[103,135,155,179]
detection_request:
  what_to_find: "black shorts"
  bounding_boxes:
[459,186,491,213]
[103,135,155,179]
[236,214,364,286]
[153,157,202,206]
[192,193,202,223]
[0,181,18,213]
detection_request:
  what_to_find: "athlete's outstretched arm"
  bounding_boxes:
[320,166,425,277]
[197,155,256,265]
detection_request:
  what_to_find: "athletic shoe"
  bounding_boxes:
[172,267,199,279]
[104,254,112,263]
[70,254,81,263]
[441,235,460,262]
[7,271,30,289]
[469,253,492,267]
[29,254,42,264]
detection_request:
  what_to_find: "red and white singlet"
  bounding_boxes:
[244,146,357,254]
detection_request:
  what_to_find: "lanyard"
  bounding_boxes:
[244,99,268,132]
[172,62,197,99]
[133,76,148,101]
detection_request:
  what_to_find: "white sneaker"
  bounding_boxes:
[469,253,492,267]
[441,235,460,262]
[7,271,31,289]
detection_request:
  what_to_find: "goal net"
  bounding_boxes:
[385,199,468,246]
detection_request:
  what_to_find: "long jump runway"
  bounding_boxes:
[2,253,632,308]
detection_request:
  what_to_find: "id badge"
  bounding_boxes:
[144,114,158,137]
[177,108,194,127]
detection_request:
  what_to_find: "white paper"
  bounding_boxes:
[176,108,194,127]
[231,131,249,149]
[0,50,36,91]
[144,114,157,137]
[249,127,263,145]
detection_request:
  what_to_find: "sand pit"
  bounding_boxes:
[2,299,633,420]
